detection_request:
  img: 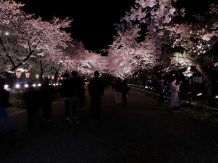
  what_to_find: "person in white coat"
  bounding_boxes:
[170,78,180,113]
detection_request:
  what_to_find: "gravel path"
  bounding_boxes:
[1,87,218,163]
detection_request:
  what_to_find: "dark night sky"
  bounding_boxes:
[16,0,136,53]
[16,0,212,53]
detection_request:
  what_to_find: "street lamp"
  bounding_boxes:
[15,71,22,91]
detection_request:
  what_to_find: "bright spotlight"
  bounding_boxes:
[4,84,9,89]
[15,84,20,89]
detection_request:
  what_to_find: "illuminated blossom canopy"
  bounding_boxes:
[0,0,218,88]
[0,0,72,74]
[107,0,179,77]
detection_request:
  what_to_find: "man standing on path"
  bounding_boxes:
[157,78,165,108]
[23,82,41,130]
[121,80,129,105]
[69,71,84,124]
[0,79,12,135]
[88,71,104,122]
[114,77,122,104]
[60,72,71,121]
[40,77,54,121]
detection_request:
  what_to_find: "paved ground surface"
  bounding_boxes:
[1,87,218,163]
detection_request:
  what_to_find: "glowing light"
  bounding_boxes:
[197,93,202,96]
[24,84,29,88]
[15,84,20,88]
[187,66,191,71]
[4,84,9,89]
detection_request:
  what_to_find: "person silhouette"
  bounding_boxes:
[170,78,180,113]
[157,78,165,108]
[88,71,104,122]
[114,77,122,104]
[23,82,41,130]
[60,72,71,121]
[68,71,84,124]
[121,80,129,105]
[0,79,11,135]
[39,77,54,121]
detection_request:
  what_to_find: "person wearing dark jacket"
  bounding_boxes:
[157,78,165,108]
[121,80,129,105]
[40,77,54,121]
[68,71,84,124]
[60,73,71,121]
[23,82,41,130]
[88,71,104,122]
[0,80,11,135]
[114,77,122,104]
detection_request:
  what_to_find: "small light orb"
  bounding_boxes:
[4,84,9,89]
[15,84,20,88]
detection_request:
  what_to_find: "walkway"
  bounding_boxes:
[1,87,218,163]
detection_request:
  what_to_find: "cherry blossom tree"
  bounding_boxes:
[0,0,72,76]
[61,41,109,77]
[165,1,218,104]
[107,0,181,78]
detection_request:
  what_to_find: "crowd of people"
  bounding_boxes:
[0,70,181,135]
[1,70,122,133]
[112,77,129,105]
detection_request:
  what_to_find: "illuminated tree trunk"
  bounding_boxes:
[196,64,215,106]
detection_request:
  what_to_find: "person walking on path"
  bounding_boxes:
[39,77,54,121]
[170,78,180,113]
[23,82,41,130]
[157,78,165,108]
[88,71,104,122]
[79,80,86,109]
[0,79,12,136]
[121,80,129,105]
[69,71,84,124]
[60,72,71,121]
[114,77,122,104]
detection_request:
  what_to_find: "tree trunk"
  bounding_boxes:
[196,64,215,106]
